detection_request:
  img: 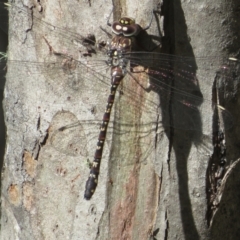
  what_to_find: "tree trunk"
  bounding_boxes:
[0,0,8,185]
[1,0,240,239]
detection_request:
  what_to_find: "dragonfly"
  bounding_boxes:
[0,3,238,200]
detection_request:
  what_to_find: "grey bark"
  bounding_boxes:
[0,0,8,187]
[1,0,240,240]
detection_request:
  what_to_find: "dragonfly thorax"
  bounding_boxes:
[107,49,128,70]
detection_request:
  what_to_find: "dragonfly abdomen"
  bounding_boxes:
[84,67,124,200]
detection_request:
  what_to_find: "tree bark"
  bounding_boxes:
[1,0,240,240]
[0,0,8,185]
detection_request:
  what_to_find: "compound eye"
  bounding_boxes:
[111,21,123,35]
[111,18,141,36]
[122,24,140,36]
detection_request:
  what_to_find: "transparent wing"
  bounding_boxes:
[48,111,158,166]
[0,2,104,54]
[1,54,238,131]
[1,2,238,131]
[2,2,240,162]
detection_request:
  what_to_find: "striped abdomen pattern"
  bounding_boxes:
[84,67,124,200]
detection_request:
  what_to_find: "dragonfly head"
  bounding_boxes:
[111,17,141,37]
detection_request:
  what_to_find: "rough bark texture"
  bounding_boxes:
[0,0,8,185]
[1,0,240,240]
